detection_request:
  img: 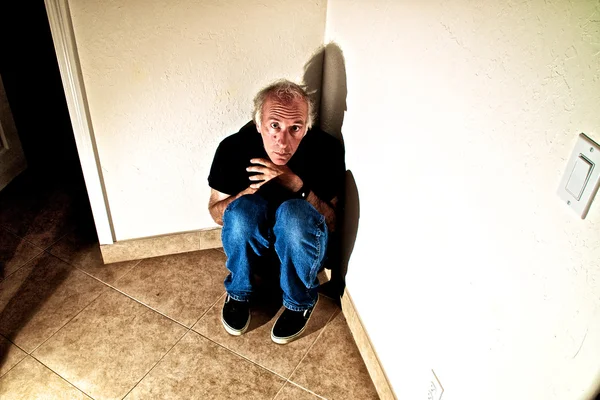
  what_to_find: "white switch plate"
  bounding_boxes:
[558,133,600,218]
[428,370,444,400]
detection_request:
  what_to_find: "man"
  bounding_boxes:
[208,80,345,344]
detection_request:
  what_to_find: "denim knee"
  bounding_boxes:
[222,194,269,243]
[273,199,327,249]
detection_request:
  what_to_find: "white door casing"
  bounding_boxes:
[44,0,115,245]
[0,75,27,192]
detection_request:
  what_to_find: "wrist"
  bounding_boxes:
[295,182,310,199]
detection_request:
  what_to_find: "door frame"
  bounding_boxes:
[44,0,114,245]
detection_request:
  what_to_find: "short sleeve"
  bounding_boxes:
[208,140,240,196]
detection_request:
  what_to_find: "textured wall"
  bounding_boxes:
[323,0,600,399]
[69,0,327,240]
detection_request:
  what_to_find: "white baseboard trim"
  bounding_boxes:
[341,287,397,400]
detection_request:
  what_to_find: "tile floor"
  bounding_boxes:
[0,172,379,399]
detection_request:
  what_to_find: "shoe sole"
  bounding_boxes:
[271,298,318,345]
[221,314,251,336]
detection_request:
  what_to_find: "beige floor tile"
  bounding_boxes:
[274,382,322,399]
[114,249,227,327]
[34,289,187,400]
[193,294,339,378]
[289,313,379,400]
[19,189,78,249]
[0,336,27,378]
[125,330,284,400]
[0,253,107,352]
[0,356,90,399]
[0,228,43,279]
[49,227,140,284]
[0,174,54,236]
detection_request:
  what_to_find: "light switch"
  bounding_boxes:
[565,155,593,200]
[557,133,600,219]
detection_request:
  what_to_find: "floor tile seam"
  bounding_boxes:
[61,266,224,332]
[102,285,193,330]
[0,347,28,380]
[284,380,329,400]
[57,254,143,289]
[0,224,21,238]
[0,333,28,355]
[120,325,193,399]
[0,237,46,282]
[195,332,289,381]
[26,354,94,399]
[284,305,340,385]
[0,224,40,250]
[110,257,144,285]
[271,379,288,400]
[40,227,77,251]
[27,284,111,355]
[189,291,226,330]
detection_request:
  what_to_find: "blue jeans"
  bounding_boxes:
[221,194,328,311]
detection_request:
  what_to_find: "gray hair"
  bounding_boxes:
[253,79,316,130]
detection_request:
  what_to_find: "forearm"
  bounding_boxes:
[287,177,337,232]
[208,187,255,225]
[306,191,337,232]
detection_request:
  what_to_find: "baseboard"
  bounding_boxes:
[341,287,397,400]
[100,227,222,263]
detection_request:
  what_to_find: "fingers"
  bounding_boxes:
[246,165,265,173]
[250,158,273,167]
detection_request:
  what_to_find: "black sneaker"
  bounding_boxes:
[271,298,318,344]
[221,295,250,336]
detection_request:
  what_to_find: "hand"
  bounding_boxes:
[246,158,302,191]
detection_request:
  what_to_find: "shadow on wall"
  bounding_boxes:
[302,43,358,298]
[589,385,600,400]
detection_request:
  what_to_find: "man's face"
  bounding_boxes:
[258,96,308,165]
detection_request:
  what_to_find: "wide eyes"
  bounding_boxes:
[268,122,302,134]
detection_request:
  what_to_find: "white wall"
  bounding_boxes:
[68,0,327,241]
[322,0,600,399]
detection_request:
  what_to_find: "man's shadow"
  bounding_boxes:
[303,42,358,302]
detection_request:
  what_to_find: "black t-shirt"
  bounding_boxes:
[208,121,345,205]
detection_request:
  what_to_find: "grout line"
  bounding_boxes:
[285,380,329,400]
[0,224,22,238]
[31,355,94,399]
[105,286,194,331]
[43,257,193,332]
[121,326,192,399]
[271,379,288,400]
[0,347,28,380]
[0,333,28,354]
[28,283,111,355]
[57,253,143,290]
[0,249,46,283]
[188,292,226,330]
[197,333,288,381]
[284,301,340,385]
[42,226,77,251]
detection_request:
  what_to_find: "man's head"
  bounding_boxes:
[253,80,315,165]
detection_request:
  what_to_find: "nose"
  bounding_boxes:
[273,131,290,149]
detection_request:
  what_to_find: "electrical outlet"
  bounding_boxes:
[428,370,444,400]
